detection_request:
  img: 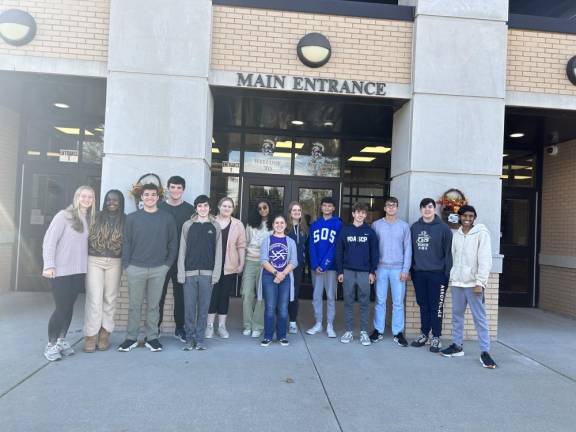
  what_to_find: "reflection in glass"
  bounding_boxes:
[500,257,530,294]
[26,121,80,162]
[294,138,340,177]
[248,185,285,216]
[501,198,529,246]
[501,151,535,187]
[244,98,295,130]
[211,133,241,174]
[298,188,334,224]
[244,134,291,175]
[210,175,240,217]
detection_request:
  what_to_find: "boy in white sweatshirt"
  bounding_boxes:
[440,205,497,369]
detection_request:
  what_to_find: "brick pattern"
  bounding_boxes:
[114,273,499,341]
[507,29,576,96]
[540,266,576,318]
[0,0,109,62]
[0,106,20,293]
[539,139,576,318]
[211,6,413,83]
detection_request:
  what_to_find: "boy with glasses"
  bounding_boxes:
[370,197,412,346]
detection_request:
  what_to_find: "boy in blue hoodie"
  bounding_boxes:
[306,197,342,338]
[336,202,379,346]
[410,198,453,353]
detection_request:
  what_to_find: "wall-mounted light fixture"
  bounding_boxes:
[0,9,37,46]
[297,33,331,68]
[567,56,576,86]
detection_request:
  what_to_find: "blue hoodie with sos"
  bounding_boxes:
[309,216,342,272]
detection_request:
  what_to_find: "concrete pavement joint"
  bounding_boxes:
[300,330,345,432]
[0,337,83,400]
[496,340,576,384]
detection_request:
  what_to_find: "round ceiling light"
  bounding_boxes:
[567,56,576,86]
[0,9,37,46]
[510,133,524,138]
[297,33,332,68]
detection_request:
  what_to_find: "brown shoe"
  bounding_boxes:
[83,335,97,353]
[97,327,110,351]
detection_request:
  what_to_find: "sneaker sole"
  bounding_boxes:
[44,355,62,362]
[340,339,352,344]
[442,351,465,357]
[280,342,290,347]
[362,342,372,346]
[144,343,162,352]
[393,340,408,347]
[117,342,138,352]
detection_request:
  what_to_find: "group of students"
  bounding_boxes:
[41,175,496,369]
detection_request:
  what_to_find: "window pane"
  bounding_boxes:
[244,97,295,130]
[294,138,340,177]
[210,175,240,217]
[243,134,291,175]
[211,132,241,174]
[82,123,104,165]
[25,120,80,163]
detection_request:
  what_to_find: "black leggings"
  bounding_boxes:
[48,274,84,342]
[288,265,304,322]
[159,263,185,329]
[208,273,236,315]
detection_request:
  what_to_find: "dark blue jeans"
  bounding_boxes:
[262,271,290,340]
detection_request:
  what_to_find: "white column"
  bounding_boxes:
[391,0,508,269]
[102,0,214,211]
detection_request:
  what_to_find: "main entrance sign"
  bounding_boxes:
[236,72,386,96]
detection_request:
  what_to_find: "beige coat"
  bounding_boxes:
[449,224,492,288]
[222,217,247,275]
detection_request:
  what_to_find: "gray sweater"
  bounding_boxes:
[122,209,178,269]
[371,217,412,273]
[42,210,89,277]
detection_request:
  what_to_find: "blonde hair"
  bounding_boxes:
[286,201,308,235]
[66,185,96,233]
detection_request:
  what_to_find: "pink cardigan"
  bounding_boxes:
[222,218,247,275]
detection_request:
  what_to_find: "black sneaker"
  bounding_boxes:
[441,343,464,357]
[369,329,384,343]
[279,339,289,346]
[429,337,442,353]
[393,332,408,347]
[145,338,163,352]
[480,351,497,369]
[260,339,272,347]
[174,328,186,343]
[117,339,138,352]
[411,333,428,347]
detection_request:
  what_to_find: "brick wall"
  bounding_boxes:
[0,106,20,293]
[114,273,499,340]
[211,6,413,83]
[539,139,576,318]
[507,29,576,96]
[0,0,109,62]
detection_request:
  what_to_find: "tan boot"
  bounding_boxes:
[83,335,97,353]
[97,327,110,351]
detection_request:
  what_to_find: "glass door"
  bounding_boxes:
[241,176,291,222]
[499,187,537,306]
[16,162,101,291]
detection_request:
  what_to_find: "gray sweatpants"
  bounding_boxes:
[343,270,371,332]
[451,286,490,352]
[183,275,213,344]
[312,271,337,325]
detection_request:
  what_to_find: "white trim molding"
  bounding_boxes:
[539,254,576,270]
[506,91,576,111]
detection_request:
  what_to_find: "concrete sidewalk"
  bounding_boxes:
[0,292,575,432]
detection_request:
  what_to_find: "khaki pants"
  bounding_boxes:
[241,260,264,332]
[84,256,122,336]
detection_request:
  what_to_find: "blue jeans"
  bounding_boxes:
[374,268,406,335]
[262,272,290,340]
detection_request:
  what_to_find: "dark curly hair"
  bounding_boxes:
[247,198,273,230]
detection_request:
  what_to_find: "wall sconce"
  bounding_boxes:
[0,9,37,46]
[297,33,331,68]
[567,56,576,86]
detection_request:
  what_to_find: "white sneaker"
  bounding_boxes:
[360,331,372,346]
[56,338,75,356]
[327,324,337,338]
[218,326,230,339]
[251,330,261,338]
[289,322,298,334]
[306,322,323,335]
[242,329,251,336]
[44,343,62,362]
[205,325,214,339]
[340,331,353,344]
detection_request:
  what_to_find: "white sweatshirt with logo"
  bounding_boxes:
[449,223,492,288]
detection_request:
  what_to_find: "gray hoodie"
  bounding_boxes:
[410,215,453,277]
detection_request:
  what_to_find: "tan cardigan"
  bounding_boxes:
[222,217,247,275]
